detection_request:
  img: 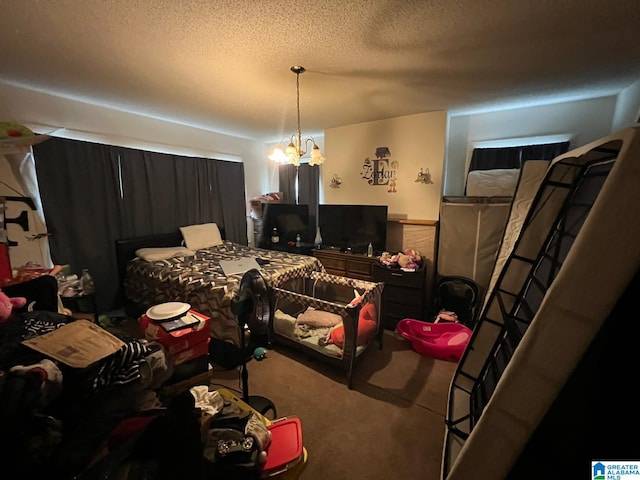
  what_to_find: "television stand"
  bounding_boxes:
[311,248,379,281]
[267,242,313,256]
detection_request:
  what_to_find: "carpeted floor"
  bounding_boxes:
[211,330,458,480]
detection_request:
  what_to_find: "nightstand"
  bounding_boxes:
[373,264,427,330]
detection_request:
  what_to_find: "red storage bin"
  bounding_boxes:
[139,309,210,365]
[260,417,304,477]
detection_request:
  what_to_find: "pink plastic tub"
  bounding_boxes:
[396,318,472,362]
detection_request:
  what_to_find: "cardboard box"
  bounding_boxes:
[22,319,125,368]
[139,309,211,356]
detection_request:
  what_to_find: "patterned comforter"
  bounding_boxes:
[123,242,323,347]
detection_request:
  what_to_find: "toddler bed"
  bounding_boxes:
[271,272,384,388]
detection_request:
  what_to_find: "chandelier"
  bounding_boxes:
[268,66,325,167]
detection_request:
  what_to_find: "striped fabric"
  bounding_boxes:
[91,339,152,392]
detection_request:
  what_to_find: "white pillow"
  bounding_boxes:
[179,223,223,250]
[297,306,342,328]
[136,246,194,262]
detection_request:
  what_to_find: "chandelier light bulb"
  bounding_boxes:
[309,143,325,166]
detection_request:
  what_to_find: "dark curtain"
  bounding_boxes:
[521,141,570,162]
[117,149,247,242]
[33,137,247,313]
[278,164,297,204]
[468,146,522,171]
[214,161,247,243]
[117,149,226,237]
[33,139,124,315]
[468,141,570,171]
[297,163,320,230]
[466,141,571,194]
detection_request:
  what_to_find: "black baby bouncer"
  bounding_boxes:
[230,268,278,419]
[433,275,481,329]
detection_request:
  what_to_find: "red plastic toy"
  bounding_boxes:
[396,318,472,362]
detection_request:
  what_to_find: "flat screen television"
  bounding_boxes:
[257,203,312,248]
[318,204,388,255]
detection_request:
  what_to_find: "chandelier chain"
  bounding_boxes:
[296,71,302,146]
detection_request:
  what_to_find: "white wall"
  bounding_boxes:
[0,82,262,161]
[5,76,640,254]
[445,96,620,196]
[612,79,640,132]
[0,81,270,247]
[323,112,447,221]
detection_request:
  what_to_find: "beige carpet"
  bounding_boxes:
[211,330,458,480]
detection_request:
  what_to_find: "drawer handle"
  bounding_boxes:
[391,272,403,277]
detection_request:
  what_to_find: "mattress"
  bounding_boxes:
[123,241,322,347]
[466,168,520,196]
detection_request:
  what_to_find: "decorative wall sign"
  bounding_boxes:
[360,146,399,192]
[415,168,434,184]
[330,174,342,188]
[2,196,34,246]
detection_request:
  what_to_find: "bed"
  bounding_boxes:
[115,223,385,386]
[114,224,323,365]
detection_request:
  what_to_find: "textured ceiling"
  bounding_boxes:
[1,0,639,141]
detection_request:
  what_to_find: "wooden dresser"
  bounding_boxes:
[373,264,427,330]
[311,249,379,281]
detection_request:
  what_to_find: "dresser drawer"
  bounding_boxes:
[382,284,423,305]
[346,258,374,277]
[383,301,424,319]
[381,306,424,329]
[373,265,426,289]
[324,267,346,277]
[373,264,427,330]
[312,249,378,281]
[319,256,346,271]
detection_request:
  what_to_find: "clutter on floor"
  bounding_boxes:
[0,299,307,479]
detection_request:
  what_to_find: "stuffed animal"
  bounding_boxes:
[328,291,378,349]
[0,288,27,323]
[379,249,423,270]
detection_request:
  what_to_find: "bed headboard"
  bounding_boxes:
[114,226,227,285]
[114,231,184,286]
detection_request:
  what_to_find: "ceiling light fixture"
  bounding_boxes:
[268,66,325,167]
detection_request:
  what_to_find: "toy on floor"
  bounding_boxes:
[0,288,27,323]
